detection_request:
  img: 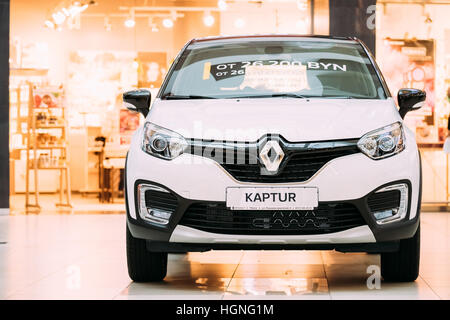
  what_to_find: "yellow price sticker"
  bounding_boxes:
[202,62,211,80]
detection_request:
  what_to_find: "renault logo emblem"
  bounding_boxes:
[259,140,285,173]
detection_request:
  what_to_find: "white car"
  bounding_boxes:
[124,35,425,282]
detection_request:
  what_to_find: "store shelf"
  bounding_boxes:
[10,68,49,77]
[24,85,72,209]
[36,145,67,150]
[36,125,66,129]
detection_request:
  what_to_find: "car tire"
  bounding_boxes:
[381,224,420,282]
[126,225,168,282]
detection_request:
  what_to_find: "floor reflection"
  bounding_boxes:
[0,212,449,299]
[225,278,328,296]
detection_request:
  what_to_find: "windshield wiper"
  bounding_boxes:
[228,93,309,99]
[161,94,216,100]
[319,95,356,99]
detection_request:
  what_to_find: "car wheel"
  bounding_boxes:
[126,225,168,282]
[381,224,420,282]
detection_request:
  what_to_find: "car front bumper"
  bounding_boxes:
[126,129,421,249]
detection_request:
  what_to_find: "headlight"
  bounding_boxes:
[141,122,188,160]
[357,122,405,159]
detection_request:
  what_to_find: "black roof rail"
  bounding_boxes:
[191,34,358,43]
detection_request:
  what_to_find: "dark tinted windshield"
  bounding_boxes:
[161,39,387,100]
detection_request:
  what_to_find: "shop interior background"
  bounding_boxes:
[6,0,450,213]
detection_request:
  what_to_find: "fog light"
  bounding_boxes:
[148,208,172,220]
[372,183,408,225]
[137,184,173,225]
[373,208,398,220]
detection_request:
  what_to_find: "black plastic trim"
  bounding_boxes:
[126,177,420,244]
[191,35,355,44]
[357,39,392,98]
[145,240,400,253]
[157,38,195,99]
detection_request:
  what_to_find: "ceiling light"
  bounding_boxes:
[52,11,66,25]
[104,16,112,31]
[44,20,55,29]
[162,18,174,28]
[67,2,88,17]
[124,18,135,28]
[218,0,227,11]
[234,18,245,29]
[170,10,178,21]
[148,17,159,32]
[297,0,308,11]
[203,13,215,27]
[79,4,89,13]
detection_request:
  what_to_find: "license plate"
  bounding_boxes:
[226,187,318,210]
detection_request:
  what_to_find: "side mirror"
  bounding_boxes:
[123,89,151,117]
[397,88,426,119]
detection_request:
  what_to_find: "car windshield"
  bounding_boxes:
[160,39,387,100]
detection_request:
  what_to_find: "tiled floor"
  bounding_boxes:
[0,212,449,300]
[9,193,125,214]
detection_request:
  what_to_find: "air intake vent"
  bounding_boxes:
[367,190,401,213]
[144,189,178,212]
[180,202,365,235]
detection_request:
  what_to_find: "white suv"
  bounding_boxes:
[124,35,425,282]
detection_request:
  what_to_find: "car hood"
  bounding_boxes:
[147,97,401,141]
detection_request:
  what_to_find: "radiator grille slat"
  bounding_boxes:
[180,202,365,235]
[221,146,360,183]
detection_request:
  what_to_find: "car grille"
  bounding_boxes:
[367,190,401,213]
[222,147,359,183]
[179,202,365,235]
[186,137,360,183]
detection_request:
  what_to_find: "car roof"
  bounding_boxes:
[190,34,359,44]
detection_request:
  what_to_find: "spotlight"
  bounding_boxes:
[148,17,159,32]
[203,13,215,27]
[124,18,135,28]
[218,0,227,11]
[162,18,174,28]
[79,4,89,13]
[52,11,66,25]
[67,2,89,17]
[296,0,307,11]
[234,18,245,29]
[104,16,112,31]
[44,20,55,29]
